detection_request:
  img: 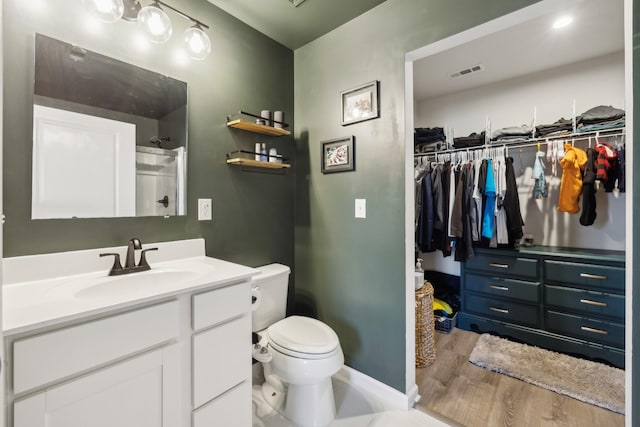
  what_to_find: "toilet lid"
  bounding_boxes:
[267,316,339,356]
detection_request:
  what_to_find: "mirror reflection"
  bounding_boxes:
[32,33,188,219]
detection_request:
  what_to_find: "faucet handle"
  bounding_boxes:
[99,252,123,276]
[138,247,158,270]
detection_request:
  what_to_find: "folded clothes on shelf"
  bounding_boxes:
[491,125,533,142]
[577,119,626,133]
[453,131,485,148]
[578,105,625,125]
[536,117,573,137]
[415,127,447,153]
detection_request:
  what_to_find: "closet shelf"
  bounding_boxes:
[226,119,291,136]
[415,127,625,158]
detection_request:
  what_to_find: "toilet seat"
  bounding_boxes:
[267,316,339,359]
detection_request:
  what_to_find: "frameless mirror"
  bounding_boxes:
[32,33,188,219]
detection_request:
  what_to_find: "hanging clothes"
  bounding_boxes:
[617,144,626,193]
[580,148,598,226]
[450,166,465,239]
[481,158,496,240]
[474,159,487,241]
[431,161,452,257]
[494,158,509,245]
[595,141,619,192]
[454,163,475,262]
[532,151,548,199]
[504,156,524,244]
[558,144,587,214]
[470,158,482,241]
[416,169,435,252]
[432,164,444,231]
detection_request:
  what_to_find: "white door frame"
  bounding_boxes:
[1,0,6,424]
[403,0,633,420]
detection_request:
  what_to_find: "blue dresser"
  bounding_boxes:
[458,246,625,368]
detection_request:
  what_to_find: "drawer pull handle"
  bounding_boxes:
[489,263,509,269]
[580,273,607,280]
[580,326,608,335]
[489,307,509,314]
[489,285,509,291]
[580,299,608,307]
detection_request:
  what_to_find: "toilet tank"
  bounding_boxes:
[251,263,291,332]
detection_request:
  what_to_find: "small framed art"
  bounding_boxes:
[321,136,355,174]
[341,80,379,126]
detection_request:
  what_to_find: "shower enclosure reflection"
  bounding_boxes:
[31,33,188,219]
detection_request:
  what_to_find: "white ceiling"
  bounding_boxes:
[413,0,624,102]
[206,0,387,50]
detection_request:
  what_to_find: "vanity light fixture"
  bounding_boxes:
[137,0,211,60]
[87,0,212,60]
[84,0,125,23]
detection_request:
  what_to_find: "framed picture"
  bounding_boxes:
[341,80,380,126]
[321,136,355,174]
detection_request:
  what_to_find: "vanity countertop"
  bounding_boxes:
[2,239,257,336]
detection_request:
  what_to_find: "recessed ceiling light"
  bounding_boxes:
[552,15,574,29]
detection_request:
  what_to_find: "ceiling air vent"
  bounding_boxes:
[449,64,484,79]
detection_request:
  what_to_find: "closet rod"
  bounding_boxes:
[414,128,625,158]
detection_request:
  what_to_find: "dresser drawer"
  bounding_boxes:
[465,273,540,303]
[544,285,625,321]
[546,310,624,348]
[464,294,539,327]
[544,260,624,291]
[465,253,538,279]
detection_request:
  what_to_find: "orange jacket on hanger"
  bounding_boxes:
[557,144,587,214]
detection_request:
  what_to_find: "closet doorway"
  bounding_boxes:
[403,0,631,424]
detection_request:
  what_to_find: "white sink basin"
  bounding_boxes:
[3,239,259,336]
[74,268,203,299]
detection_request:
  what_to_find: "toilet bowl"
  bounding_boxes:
[256,316,344,427]
[251,265,344,427]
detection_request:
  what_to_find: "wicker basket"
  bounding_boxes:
[415,281,436,367]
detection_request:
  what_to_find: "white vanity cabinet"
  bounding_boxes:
[9,301,182,427]
[5,282,253,427]
[3,239,256,427]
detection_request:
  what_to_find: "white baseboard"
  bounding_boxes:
[334,365,418,411]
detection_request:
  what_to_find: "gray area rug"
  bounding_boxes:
[469,334,625,414]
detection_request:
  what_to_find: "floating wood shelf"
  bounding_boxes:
[226,158,291,169]
[226,119,291,136]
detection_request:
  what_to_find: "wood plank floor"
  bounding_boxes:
[415,328,625,427]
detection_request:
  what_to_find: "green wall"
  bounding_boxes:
[3,0,295,275]
[293,0,541,392]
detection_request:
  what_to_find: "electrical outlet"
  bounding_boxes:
[355,198,366,219]
[198,198,212,221]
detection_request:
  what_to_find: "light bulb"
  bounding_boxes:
[84,0,124,23]
[552,15,574,29]
[138,3,172,43]
[184,25,211,60]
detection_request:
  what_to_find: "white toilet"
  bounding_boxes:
[251,264,344,427]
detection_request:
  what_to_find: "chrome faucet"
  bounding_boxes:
[99,238,158,276]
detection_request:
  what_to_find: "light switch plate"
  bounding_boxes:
[355,199,366,219]
[198,198,212,221]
